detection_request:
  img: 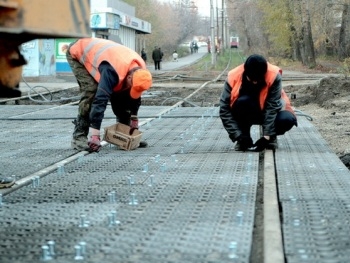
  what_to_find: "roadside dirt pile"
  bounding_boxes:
[285,75,350,167]
[291,76,350,109]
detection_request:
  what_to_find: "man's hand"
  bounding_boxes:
[229,134,253,150]
[237,135,253,150]
[88,135,101,152]
[130,115,139,135]
[252,137,269,151]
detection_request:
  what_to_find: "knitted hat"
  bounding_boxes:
[130,69,152,99]
[244,54,267,81]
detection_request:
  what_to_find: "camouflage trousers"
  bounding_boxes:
[66,47,97,120]
[66,45,97,150]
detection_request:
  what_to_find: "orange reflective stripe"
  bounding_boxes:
[80,38,100,65]
[90,41,119,79]
[228,63,294,114]
[69,38,146,92]
[259,64,280,109]
[228,65,244,107]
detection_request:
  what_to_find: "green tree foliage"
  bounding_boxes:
[257,0,294,57]
[257,0,316,66]
[124,0,349,62]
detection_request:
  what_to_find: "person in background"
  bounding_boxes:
[141,48,147,63]
[152,46,161,70]
[66,38,152,152]
[172,50,178,62]
[219,54,297,151]
[159,47,164,61]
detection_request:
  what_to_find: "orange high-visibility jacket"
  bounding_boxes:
[69,38,146,92]
[227,63,294,114]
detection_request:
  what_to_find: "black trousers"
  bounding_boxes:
[231,95,297,136]
[154,61,161,70]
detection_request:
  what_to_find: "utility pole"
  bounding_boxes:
[216,0,219,52]
[221,0,224,50]
[225,16,228,50]
[210,0,216,65]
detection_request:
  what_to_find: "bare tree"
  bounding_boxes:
[299,0,316,67]
[227,0,268,54]
[338,1,350,59]
[125,0,348,64]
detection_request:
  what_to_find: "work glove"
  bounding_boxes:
[252,137,269,152]
[129,115,139,135]
[229,134,253,149]
[237,134,253,150]
[88,135,101,152]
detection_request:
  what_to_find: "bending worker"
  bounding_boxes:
[219,54,297,151]
[67,38,152,152]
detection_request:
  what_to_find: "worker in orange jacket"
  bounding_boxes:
[67,38,152,152]
[219,54,297,151]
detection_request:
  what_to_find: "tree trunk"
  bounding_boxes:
[286,0,300,60]
[338,3,349,60]
[300,0,316,67]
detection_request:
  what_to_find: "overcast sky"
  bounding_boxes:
[195,1,211,17]
[158,0,213,17]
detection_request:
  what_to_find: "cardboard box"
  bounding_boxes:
[103,123,142,150]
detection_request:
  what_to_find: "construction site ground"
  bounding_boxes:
[1,49,350,262]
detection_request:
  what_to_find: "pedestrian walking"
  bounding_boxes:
[141,48,147,63]
[172,50,178,62]
[152,46,162,70]
[66,38,152,152]
[220,54,297,151]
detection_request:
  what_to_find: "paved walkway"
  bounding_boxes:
[147,47,207,73]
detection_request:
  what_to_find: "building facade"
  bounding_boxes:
[22,0,151,76]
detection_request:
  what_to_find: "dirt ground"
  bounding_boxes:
[286,76,350,157]
[280,63,350,168]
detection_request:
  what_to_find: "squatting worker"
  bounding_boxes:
[66,38,152,152]
[219,54,297,151]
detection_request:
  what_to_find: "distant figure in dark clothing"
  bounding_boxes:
[159,48,164,69]
[141,48,147,63]
[152,46,162,70]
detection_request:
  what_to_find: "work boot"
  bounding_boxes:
[0,177,15,189]
[71,116,90,151]
[267,136,278,150]
[71,136,90,151]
